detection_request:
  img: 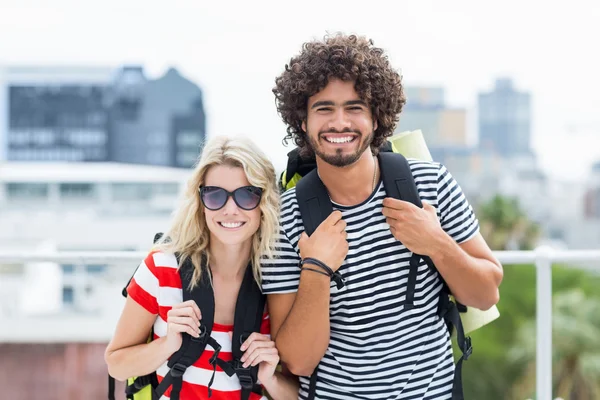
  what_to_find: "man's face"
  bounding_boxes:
[302,78,377,167]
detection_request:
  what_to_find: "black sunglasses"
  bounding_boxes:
[199,186,263,211]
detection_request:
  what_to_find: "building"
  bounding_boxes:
[478,78,531,156]
[1,66,113,162]
[107,66,206,168]
[396,86,468,147]
[0,65,206,167]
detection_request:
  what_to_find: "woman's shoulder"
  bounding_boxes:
[144,249,179,269]
[140,249,181,285]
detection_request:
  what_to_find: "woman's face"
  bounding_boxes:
[201,165,262,248]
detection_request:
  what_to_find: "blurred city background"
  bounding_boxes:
[1,1,599,399]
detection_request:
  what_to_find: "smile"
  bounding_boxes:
[323,136,356,144]
[218,222,246,229]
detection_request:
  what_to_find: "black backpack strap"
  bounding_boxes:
[108,375,116,400]
[377,152,424,310]
[227,264,266,400]
[438,293,472,400]
[295,168,335,399]
[378,152,422,206]
[295,169,333,236]
[154,256,220,400]
[307,366,319,400]
[124,373,157,398]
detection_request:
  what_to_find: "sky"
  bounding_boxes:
[1,0,599,181]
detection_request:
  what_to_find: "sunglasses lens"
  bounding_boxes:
[201,187,227,210]
[234,187,262,210]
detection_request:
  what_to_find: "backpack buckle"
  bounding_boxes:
[132,376,149,390]
[191,325,208,342]
[462,336,473,360]
[239,332,251,346]
[171,362,187,378]
[233,359,254,389]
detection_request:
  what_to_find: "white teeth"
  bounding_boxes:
[326,136,354,143]
[220,222,243,228]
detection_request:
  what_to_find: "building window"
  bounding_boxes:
[6,183,49,200]
[112,183,153,201]
[177,151,199,167]
[59,183,95,199]
[86,265,106,274]
[153,183,180,196]
[62,265,75,274]
[62,286,74,305]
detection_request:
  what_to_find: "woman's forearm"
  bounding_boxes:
[105,336,176,381]
[262,371,300,400]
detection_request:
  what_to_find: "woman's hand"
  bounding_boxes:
[164,300,202,353]
[239,332,280,385]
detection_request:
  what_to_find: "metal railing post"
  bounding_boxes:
[535,246,553,400]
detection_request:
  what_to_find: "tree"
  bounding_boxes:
[477,195,541,251]
[509,289,600,399]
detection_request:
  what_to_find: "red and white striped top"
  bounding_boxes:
[127,250,270,400]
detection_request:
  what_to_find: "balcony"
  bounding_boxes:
[1,248,599,400]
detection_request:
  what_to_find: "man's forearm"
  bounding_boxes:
[275,271,331,376]
[429,233,502,310]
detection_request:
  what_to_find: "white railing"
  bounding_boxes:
[1,247,600,400]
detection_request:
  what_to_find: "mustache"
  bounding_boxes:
[319,128,361,136]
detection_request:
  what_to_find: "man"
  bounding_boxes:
[261,33,503,400]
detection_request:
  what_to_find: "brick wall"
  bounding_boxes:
[0,343,126,400]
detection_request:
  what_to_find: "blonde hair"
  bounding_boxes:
[154,135,280,288]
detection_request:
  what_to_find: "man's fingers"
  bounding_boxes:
[299,232,309,243]
[324,210,343,226]
[335,219,347,233]
[423,201,437,214]
[382,197,416,210]
[382,206,400,220]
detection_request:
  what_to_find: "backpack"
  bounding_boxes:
[108,233,266,400]
[281,146,472,400]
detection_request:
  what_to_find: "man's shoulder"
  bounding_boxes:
[280,187,301,214]
[405,157,442,174]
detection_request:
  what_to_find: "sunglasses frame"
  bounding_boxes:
[199,185,263,211]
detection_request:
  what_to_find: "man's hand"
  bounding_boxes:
[298,210,348,272]
[382,198,447,256]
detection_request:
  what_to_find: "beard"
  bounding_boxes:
[306,128,374,167]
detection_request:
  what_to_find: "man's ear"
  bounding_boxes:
[301,120,307,132]
[373,119,378,132]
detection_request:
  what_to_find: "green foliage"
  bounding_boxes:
[477,194,541,251]
[461,264,600,399]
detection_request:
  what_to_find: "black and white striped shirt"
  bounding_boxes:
[261,160,480,400]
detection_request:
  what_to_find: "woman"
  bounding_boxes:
[105,136,298,400]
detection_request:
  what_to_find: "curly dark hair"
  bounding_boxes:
[273,33,406,156]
